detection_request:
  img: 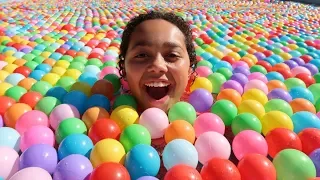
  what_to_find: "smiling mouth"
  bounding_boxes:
[145,82,171,100]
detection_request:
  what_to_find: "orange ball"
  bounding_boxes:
[272,63,290,72]
[13,59,27,66]
[18,78,37,90]
[289,98,316,114]
[247,48,257,54]
[43,58,56,66]
[76,51,88,58]
[240,57,254,67]
[267,80,287,92]
[217,89,242,107]
[4,103,32,128]
[164,120,195,144]
[82,107,110,129]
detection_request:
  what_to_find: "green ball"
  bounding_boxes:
[168,102,196,125]
[102,61,117,68]
[119,124,151,152]
[112,94,137,110]
[31,49,42,56]
[35,96,61,115]
[32,56,45,64]
[196,60,213,69]
[195,38,204,46]
[24,61,39,70]
[272,48,284,55]
[284,78,306,90]
[44,46,55,53]
[264,99,293,117]
[56,77,76,91]
[60,55,73,62]
[22,53,36,61]
[314,73,320,83]
[273,149,316,180]
[73,56,88,64]
[0,45,6,52]
[231,113,262,135]
[31,81,52,96]
[250,65,267,74]
[308,83,320,103]
[315,98,320,112]
[5,86,27,101]
[55,118,87,144]
[69,62,85,71]
[87,58,103,67]
[216,68,232,80]
[104,74,121,92]
[211,100,238,126]
[207,73,227,93]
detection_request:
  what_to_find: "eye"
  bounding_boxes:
[135,53,149,58]
[166,53,181,62]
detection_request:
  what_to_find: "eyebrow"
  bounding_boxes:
[129,40,184,51]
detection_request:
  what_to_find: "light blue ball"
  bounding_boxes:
[78,72,98,86]
[162,139,198,170]
[49,52,63,60]
[46,87,68,102]
[83,65,101,76]
[289,87,314,103]
[292,111,320,133]
[58,134,93,160]
[5,73,25,86]
[212,61,232,72]
[28,70,46,81]
[0,127,20,152]
[266,72,285,82]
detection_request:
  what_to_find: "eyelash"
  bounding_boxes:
[134,53,180,59]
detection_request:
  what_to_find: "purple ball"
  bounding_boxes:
[21,47,32,53]
[0,115,3,127]
[53,154,93,180]
[61,44,71,50]
[233,66,250,76]
[254,52,266,60]
[230,73,248,87]
[137,176,159,180]
[290,57,305,66]
[188,88,213,113]
[221,80,244,95]
[20,144,58,174]
[309,148,320,176]
[267,88,292,102]
[284,60,298,69]
[303,63,319,75]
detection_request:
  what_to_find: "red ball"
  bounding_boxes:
[315,44,320,50]
[275,69,293,79]
[55,48,67,55]
[305,40,315,47]
[164,165,202,180]
[237,154,276,180]
[13,66,31,77]
[0,54,5,61]
[200,158,241,180]
[6,42,15,47]
[109,42,120,49]
[88,118,121,144]
[88,53,103,60]
[19,91,43,109]
[298,128,320,155]
[12,43,23,51]
[61,24,75,31]
[300,55,313,63]
[256,61,272,72]
[0,96,15,116]
[295,73,315,87]
[262,50,273,57]
[96,43,108,51]
[65,50,77,57]
[222,56,236,65]
[265,128,302,158]
[89,162,130,180]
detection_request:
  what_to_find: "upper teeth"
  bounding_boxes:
[145,82,170,87]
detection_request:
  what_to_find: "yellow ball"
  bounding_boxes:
[41,51,51,58]
[244,54,258,64]
[3,64,18,73]
[51,67,66,76]
[227,51,241,61]
[287,44,298,50]
[190,77,213,93]
[63,69,81,80]
[110,105,139,130]
[261,111,294,136]
[54,60,70,69]
[70,82,92,96]
[60,30,69,34]
[226,44,236,49]
[251,38,260,44]
[242,89,268,105]
[279,52,292,61]
[0,82,13,96]
[4,56,16,64]
[90,139,126,168]
[238,100,265,119]
[42,35,51,41]
[210,42,219,48]
[0,36,11,44]
[211,49,224,59]
[41,73,60,86]
[244,41,254,46]
[4,50,15,57]
[56,39,65,45]
[0,70,9,82]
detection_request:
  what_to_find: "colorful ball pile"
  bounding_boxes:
[1,0,320,180]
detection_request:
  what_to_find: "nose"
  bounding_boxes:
[147,54,168,73]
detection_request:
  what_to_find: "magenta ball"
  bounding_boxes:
[99,67,120,78]
[193,112,225,137]
[15,110,49,135]
[20,126,55,152]
[188,88,213,113]
[195,66,212,77]
[248,72,268,83]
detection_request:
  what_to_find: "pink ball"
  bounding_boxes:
[194,113,225,137]
[317,112,320,119]
[49,104,80,130]
[121,78,130,91]
[9,167,52,180]
[139,108,169,139]
[195,66,212,77]
[91,48,104,55]
[15,110,49,135]
[291,66,311,76]
[232,130,268,160]
[232,61,249,69]
[195,131,231,164]
[248,72,268,83]
[0,147,19,179]
[314,39,320,45]
[0,61,8,70]
[20,126,55,152]
[99,67,120,79]
[102,55,116,63]
[244,80,268,94]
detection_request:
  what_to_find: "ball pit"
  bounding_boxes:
[1,0,320,179]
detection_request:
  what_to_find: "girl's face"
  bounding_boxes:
[124,19,191,112]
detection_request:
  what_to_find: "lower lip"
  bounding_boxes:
[146,93,170,106]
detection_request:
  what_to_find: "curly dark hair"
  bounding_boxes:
[118,11,197,79]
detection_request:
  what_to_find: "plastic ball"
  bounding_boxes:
[231,113,262,135]
[137,176,159,180]
[86,94,111,111]
[20,125,54,152]
[164,164,201,180]
[0,147,19,179]
[221,80,243,94]
[195,131,231,164]
[188,88,213,112]
[82,107,110,129]
[15,110,49,135]
[299,128,320,155]
[168,102,196,125]
[242,88,268,105]
[90,138,126,168]
[232,130,268,160]
[53,154,93,180]
[268,88,292,102]
[290,98,316,113]
[200,158,241,180]
[10,167,52,180]
[190,77,213,93]
[244,80,268,94]
[0,96,15,116]
[289,87,314,103]
[62,90,88,115]
[89,162,130,180]
[211,100,237,126]
[207,73,226,93]
[265,128,302,158]
[238,99,265,119]
[58,133,93,160]
[19,91,42,109]
[195,66,212,77]
[49,104,80,130]
[139,108,169,139]
[273,149,316,180]
[91,79,114,100]
[88,118,121,144]
[5,85,27,101]
[120,124,151,152]
[194,112,225,137]
[110,105,139,130]
[112,94,137,110]
[309,149,320,177]
[125,144,160,179]
[264,99,293,116]
[292,111,320,134]
[0,127,20,152]
[163,139,198,170]
[4,103,32,128]
[165,120,195,144]
[237,154,276,180]
[20,144,57,174]
[55,117,87,144]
